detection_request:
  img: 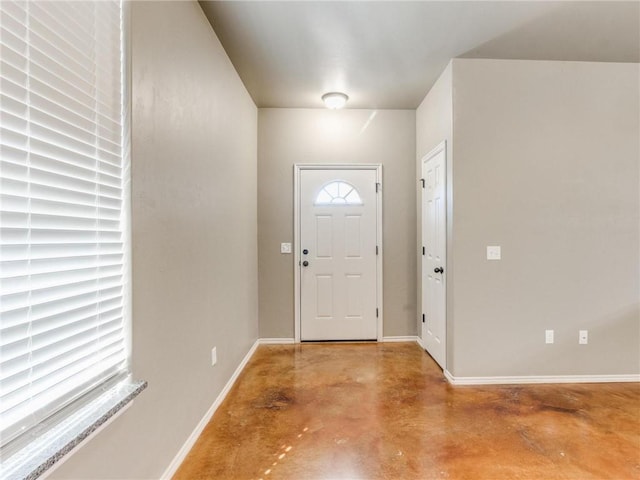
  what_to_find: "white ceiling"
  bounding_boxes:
[199,1,639,109]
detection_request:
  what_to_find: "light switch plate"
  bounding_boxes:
[487,246,501,260]
[545,329,554,344]
[280,243,292,254]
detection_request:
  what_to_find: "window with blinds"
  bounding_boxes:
[0,0,130,447]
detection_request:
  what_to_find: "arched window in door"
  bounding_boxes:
[315,181,362,205]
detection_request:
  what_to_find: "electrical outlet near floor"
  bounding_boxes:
[211,347,217,366]
[579,330,588,345]
[545,329,554,344]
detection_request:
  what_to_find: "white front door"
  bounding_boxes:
[299,168,379,341]
[421,143,446,368]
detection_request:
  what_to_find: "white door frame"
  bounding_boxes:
[294,164,383,343]
[421,141,447,369]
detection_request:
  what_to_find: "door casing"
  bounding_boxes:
[294,164,383,343]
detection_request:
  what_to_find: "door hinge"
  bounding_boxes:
[375,182,382,193]
[376,308,379,318]
[422,313,425,323]
[422,246,425,255]
[376,245,379,255]
[420,178,425,188]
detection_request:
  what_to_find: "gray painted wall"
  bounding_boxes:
[258,109,416,339]
[50,2,258,478]
[418,58,639,378]
[451,59,639,377]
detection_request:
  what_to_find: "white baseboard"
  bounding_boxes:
[261,337,422,344]
[444,370,640,385]
[259,338,295,344]
[415,336,425,349]
[381,336,419,343]
[160,339,260,480]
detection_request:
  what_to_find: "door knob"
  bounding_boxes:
[302,261,309,267]
[302,249,309,255]
[434,267,444,274]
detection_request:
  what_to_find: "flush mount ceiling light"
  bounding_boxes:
[322,92,349,109]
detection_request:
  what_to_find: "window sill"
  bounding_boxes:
[1,380,147,480]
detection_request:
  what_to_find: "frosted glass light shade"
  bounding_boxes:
[322,92,349,109]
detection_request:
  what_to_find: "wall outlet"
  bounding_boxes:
[579,330,588,345]
[211,347,217,366]
[545,329,554,344]
[487,246,501,260]
[280,242,292,254]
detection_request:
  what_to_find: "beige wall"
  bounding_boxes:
[416,62,453,163]
[50,2,258,478]
[258,109,416,338]
[449,59,639,377]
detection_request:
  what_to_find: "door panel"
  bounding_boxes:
[300,169,377,341]
[422,145,447,368]
[345,216,362,257]
[316,216,333,257]
[346,274,363,317]
[316,275,333,317]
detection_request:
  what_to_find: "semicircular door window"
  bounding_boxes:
[315,181,363,205]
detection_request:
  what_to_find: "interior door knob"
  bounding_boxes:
[302,261,309,267]
[434,267,444,274]
[302,249,309,255]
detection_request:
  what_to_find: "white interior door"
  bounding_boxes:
[421,143,446,368]
[299,168,378,341]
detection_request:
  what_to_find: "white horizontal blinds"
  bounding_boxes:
[0,0,127,445]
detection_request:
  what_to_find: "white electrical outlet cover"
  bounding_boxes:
[579,330,588,344]
[487,246,501,260]
[545,329,554,344]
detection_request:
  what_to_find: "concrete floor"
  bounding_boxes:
[174,342,640,480]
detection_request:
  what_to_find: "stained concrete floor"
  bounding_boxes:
[174,342,640,480]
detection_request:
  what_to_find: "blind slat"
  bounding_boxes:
[1,315,124,371]
[2,312,124,365]
[1,295,122,335]
[1,346,126,416]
